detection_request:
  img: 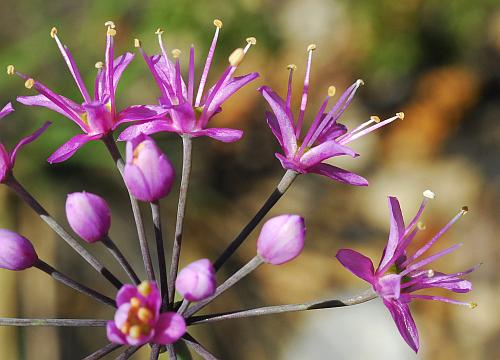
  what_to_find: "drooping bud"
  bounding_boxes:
[65,192,111,243]
[124,134,175,202]
[0,229,38,270]
[175,259,216,302]
[257,215,306,265]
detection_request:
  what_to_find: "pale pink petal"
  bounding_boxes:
[152,312,186,345]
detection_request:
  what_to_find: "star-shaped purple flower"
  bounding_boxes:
[118,20,259,143]
[260,45,404,186]
[336,192,476,352]
[10,22,167,163]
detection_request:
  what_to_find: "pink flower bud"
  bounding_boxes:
[175,259,216,301]
[0,229,38,270]
[257,215,306,265]
[66,192,111,243]
[124,134,175,202]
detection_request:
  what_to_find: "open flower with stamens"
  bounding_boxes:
[259,45,404,185]
[0,103,51,183]
[336,192,476,352]
[10,22,167,163]
[107,281,186,346]
[118,20,259,143]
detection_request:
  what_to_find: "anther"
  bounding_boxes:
[328,86,336,97]
[50,27,58,38]
[229,48,245,67]
[137,307,153,322]
[134,39,141,48]
[246,37,257,45]
[370,115,381,123]
[129,325,142,339]
[6,65,15,75]
[137,281,152,297]
[396,112,405,119]
[417,221,426,230]
[104,21,116,29]
[213,19,223,29]
[107,28,117,36]
[469,302,477,309]
[423,189,435,199]
[171,49,181,58]
[461,206,469,214]
[130,297,141,308]
[427,269,434,277]
[356,79,365,86]
[155,28,164,35]
[24,78,35,89]
[94,61,104,69]
[286,64,297,71]
[307,44,317,52]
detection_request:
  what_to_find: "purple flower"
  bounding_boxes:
[0,229,38,271]
[257,215,306,265]
[336,192,476,353]
[124,134,175,202]
[118,20,259,143]
[259,45,404,186]
[107,281,186,345]
[65,192,111,243]
[0,103,51,183]
[10,23,167,164]
[176,259,216,302]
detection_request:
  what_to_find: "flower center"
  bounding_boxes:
[120,281,155,339]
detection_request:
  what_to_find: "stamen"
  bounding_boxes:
[130,297,141,308]
[417,221,426,230]
[120,322,130,334]
[287,64,297,71]
[213,19,223,29]
[244,37,257,53]
[461,206,469,214]
[107,28,117,37]
[396,112,405,119]
[285,64,296,109]
[296,44,316,138]
[171,49,181,59]
[50,27,57,38]
[137,281,152,297]
[6,65,15,75]
[94,61,104,69]
[328,86,336,97]
[137,307,153,322]
[104,21,116,29]
[427,269,434,277]
[134,38,141,48]
[307,44,317,52]
[469,302,478,309]
[155,28,164,35]
[129,325,142,339]
[24,78,35,89]
[423,189,435,199]
[370,115,381,123]
[339,113,402,145]
[356,79,365,86]
[229,48,245,67]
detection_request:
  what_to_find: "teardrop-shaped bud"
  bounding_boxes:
[66,192,111,243]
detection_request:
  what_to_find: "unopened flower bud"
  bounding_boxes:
[66,192,111,243]
[257,215,306,265]
[0,229,38,270]
[124,135,175,202]
[175,259,216,301]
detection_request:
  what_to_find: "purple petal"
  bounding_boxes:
[190,128,243,143]
[114,105,169,129]
[266,111,283,148]
[113,53,135,88]
[259,86,297,157]
[299,140,357,168]
[0,103,14,120]
[47,134,101,164]
[152,312,186,345]
[336,249,375,283]
[10,121,51,165]
[307,163,368,186]
[106,321,127,344]
[115,284,139,307]
[315,122,348,144]
[117,120,178,141]
[378,197,406,272]
[0,144,11,182]
[383,299,420,353]
[275,153,304,173]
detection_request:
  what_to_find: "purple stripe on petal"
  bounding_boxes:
[307,163,368,186]
[190,128,243,143]
[378,197,406,272]
[47,133,101,164]
[383,299,419,353]
[299,140,357,168]
[336,248,375,284]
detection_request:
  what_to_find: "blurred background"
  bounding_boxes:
[0,0,499,359]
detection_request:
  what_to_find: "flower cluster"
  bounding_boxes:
[0,19,477,359]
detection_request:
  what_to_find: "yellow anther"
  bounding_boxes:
[120,322,130,334]
[213,19,223,29]
[370,115,381,123]
[307,44,317,52]
[229,48,245,67]
[50,27,58,38]
[469,302,477,309]
[396,112,405,119]
[129,325,142,339]
[286,64,297,71]
[24,78,35,89]
[461,206,469,214]
[107,28,117,36]
[423,189,435,199]
[137,307,153,323]
[134,39,141,48]
[427,269,434,277]
[155,28,164,35]
[6,65,15,75]
[328,86,336,97]
[130,297,141,308]
[104,21,116,29]
[417,221,426,230]
[246,37,257,45]
[95,61,104,69]
[356,79,365,86]
[171,49,181,58]
[137,281,152,297]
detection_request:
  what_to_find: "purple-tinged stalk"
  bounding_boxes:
[336,192,476,353]
[118,20,259,143]
[8,22,167,163]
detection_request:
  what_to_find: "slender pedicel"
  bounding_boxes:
[185,256,264,318]
[213,170,298,272]
[5,175,122,289]
[168,135,193,305]
[295,44,316,139]
[0,318,108,327]
[150,344,160,360]
[182,333,220,360]
[82,343,122,360]
[102,236,140,285]
[189,289,377,324]
[115,346,142,360]
[151,201,169,300]
[167,345,177,360]
[34,259,116,308]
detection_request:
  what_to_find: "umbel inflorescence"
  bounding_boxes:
[0,20,476,359]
